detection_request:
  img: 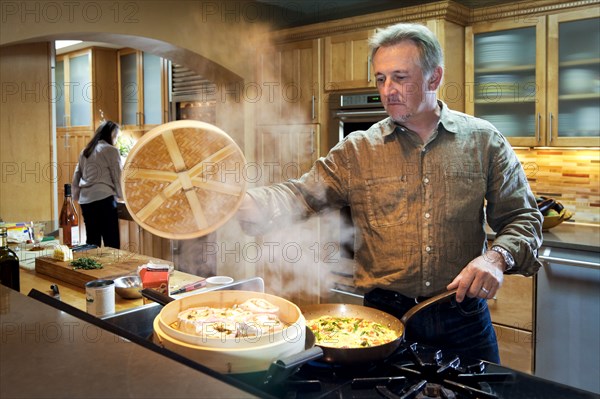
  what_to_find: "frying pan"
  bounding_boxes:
[293,288,458,366]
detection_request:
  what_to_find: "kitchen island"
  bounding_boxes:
[2,246,270,399]
[0,285,261,399]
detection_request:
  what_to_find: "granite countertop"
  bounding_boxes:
[0,286,259,399]
[487,222,600,253]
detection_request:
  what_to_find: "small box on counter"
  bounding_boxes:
[138,263,170,302]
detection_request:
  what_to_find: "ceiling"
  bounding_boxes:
[254,0,510,28]
[55,0,510,54]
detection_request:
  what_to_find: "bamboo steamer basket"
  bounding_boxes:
[122,120,247,239]
[156,290,306,349]
[153,315,306,374]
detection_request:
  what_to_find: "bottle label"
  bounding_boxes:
[59,226,80,247]
[71,226,80,246]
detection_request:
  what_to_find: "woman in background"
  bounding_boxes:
[72,120,123,249]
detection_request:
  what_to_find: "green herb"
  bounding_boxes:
[71,257,103,270]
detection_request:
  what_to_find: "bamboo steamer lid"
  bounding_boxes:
[122,120,246,240]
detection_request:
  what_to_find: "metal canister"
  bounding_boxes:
[85,279,115,317]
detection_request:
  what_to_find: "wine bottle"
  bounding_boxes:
[59,184,80,247]
[0,226,20,291]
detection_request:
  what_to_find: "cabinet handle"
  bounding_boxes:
[367,54,372,83]
[311,95,315,120]
[310,128,315,155]
[536,113,541,143]
[548,112,553,143]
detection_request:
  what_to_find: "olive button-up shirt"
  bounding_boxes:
[246,101,543,298]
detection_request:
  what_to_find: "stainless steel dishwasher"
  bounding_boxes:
[536,246,600,394]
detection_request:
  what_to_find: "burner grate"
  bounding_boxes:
[378,343,513,399]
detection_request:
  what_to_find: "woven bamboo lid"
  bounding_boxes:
[122,120,247,240]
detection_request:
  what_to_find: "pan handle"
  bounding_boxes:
[400,288,457,326]
[263,346,324,386]
[141,288,175,306]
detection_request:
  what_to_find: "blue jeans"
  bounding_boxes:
[364,288,500,363]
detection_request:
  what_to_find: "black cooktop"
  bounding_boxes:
[233,342,598,399]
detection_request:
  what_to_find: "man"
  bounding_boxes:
[238,23,543,363]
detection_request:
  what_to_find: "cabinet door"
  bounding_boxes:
[466,19,546,147]
[324,30,375,90]
[547,8,600,147]
[118,50,140,129]
[256,39,320,125]
[488,274,534,373]
[55,51,93,130]
[256,123,318,185]
[69,52,93,128]
[141,52,166,128]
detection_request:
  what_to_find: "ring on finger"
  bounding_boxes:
[480,287,490,295]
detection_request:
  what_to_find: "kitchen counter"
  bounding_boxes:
[487,221,600,253]
[16,244,205,313]
[0,286,258,399]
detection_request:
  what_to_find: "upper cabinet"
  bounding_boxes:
[466,6,599,147]
[256,39,320,125]
[118,49,169,132]
[324,29,375,91]
[55,48,118,132]
[548,9,600,146]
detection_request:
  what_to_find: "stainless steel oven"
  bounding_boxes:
[328,90,387,146]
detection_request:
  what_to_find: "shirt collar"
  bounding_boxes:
[379,100,460,138]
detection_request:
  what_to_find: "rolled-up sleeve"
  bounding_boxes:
[485,134,543,276]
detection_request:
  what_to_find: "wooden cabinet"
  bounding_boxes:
[547,9,600,146]
[488,274,535,373]
[256,39,320,125]
[118,49,168,132]
[466,5,599,147]
[324,29,375,90]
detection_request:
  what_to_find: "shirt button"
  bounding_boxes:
[425,281,431,287]
[425,246,432,252]
[423,177,430,184]
[424,213,431,219]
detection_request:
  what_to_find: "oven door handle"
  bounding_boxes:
[334,110,389,119]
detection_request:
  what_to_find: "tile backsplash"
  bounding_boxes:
[515,148,600,224]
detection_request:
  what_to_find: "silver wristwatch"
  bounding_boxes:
[490,246,515,272]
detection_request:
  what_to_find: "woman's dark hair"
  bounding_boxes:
[83,120,120,158]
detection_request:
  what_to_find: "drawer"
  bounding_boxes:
[494,323,533,374]
[488,274,534,330]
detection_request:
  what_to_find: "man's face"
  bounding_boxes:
[372,41,434,124]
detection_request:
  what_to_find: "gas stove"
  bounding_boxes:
[233,342,598,399]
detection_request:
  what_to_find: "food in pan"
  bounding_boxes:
[307,315,398,348]
[174,298,284,338]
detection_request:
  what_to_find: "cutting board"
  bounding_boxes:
[35,247,172,288]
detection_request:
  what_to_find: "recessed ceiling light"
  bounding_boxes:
[55,40,82,50]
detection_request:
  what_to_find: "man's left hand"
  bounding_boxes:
[447,251,506,302]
